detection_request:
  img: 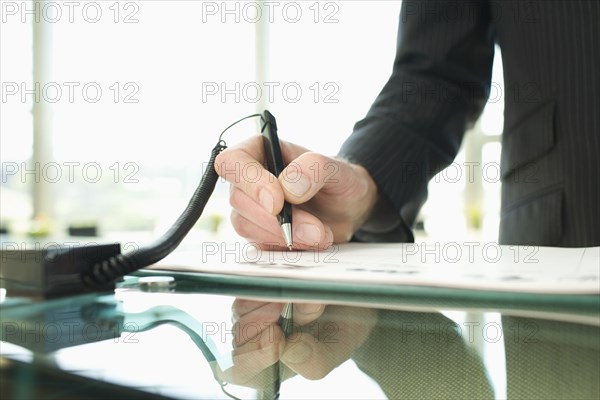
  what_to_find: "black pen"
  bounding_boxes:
[261,111,294,399]
[260,110,294,336]
[261,110,293,250]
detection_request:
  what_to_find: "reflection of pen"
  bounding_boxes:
[271,303,293,400]
[278,302,294,337]
[261,110,293,250]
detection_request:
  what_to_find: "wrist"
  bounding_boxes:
[351,163,402,234]
[348,163,380,232]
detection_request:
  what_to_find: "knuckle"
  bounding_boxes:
[231,211,252,239]
[214,153,224,174]
[302,152,329,171]
[214,149,232,175]
[229,186,243,210]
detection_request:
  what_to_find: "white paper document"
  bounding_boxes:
[152,243,600,295]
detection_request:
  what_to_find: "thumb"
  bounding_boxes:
[278,152,345,204]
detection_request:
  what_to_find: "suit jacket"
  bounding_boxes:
[339,0,600,247]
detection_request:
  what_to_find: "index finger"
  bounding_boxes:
[215,136,283,215]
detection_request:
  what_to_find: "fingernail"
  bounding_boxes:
[259,189,273,213]
[283,342,312,364]
[296,224,321,244]
[282,172,311,197]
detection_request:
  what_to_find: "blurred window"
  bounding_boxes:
[2,1,503,241]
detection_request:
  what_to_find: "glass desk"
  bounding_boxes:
[1,273,599,399]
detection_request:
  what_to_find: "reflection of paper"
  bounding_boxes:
[153,243,600,295]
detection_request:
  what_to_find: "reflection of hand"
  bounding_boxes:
[217,299,377,388]
[215,136,379,250]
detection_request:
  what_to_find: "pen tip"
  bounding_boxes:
[281,223,293,251]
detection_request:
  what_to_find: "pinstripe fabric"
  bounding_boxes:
[352,310,493,398]
[503,316,600,398]
[339,0,600,247]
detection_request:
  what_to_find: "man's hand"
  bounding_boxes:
[217,299,377,388]
[215,136,379,250]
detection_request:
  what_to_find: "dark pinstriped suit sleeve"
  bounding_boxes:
[495,0,600,247]
[339,0,495,242]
